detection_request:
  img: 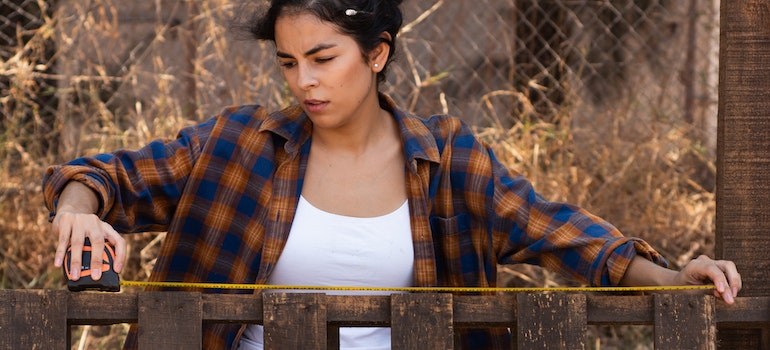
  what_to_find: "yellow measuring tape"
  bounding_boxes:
[120,280,714,293]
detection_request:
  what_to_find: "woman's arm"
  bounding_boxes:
[43,116,217,233]
[46,118,214,282]
[620,255,741,304]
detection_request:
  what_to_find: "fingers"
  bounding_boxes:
[687,255,741,304]
[52,212,124,281]
[719,260,741,291]
[716,259,741,300]
[103,222,126,273]
[90,234,104,281]
[53,215,71,268]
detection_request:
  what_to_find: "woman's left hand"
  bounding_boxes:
[673,255,742,304]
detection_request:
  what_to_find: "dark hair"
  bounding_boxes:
[247,0,404,84]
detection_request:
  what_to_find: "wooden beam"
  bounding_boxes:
[59,292,770,325]
[67,291,137,324]
[2,291,770,347]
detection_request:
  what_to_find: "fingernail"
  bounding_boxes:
[54,257,62,267]
[92,270,101,280]
[717,281,726,293]
[725,291,734,304]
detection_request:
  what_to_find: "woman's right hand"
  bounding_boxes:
[52,182,126,281]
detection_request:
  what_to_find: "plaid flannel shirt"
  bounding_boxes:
[44,94,666,349]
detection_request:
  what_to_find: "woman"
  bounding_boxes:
[45,0,741,349]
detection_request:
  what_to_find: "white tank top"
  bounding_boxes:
[239,196,414,349]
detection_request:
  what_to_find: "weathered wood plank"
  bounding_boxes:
[3,290,769,348]
[60,292,770,325]
[452,295,517,327]
[138,291,202,349]
[391,293,454,349]
[67,292,137,324]
[263,293,327,350]
[718,0,770,298]
[0,290,68,350]
[327,325,340,350]
[654,294,715,350]
[201,293,262,323]
[718,0,770,348]
[326,294,391,326]
[586,295,654,325]
[516,293,587,349]
[716,296,770,326]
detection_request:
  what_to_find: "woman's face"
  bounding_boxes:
[274,12,383,129]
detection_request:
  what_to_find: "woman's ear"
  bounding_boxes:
[370,32,392,72]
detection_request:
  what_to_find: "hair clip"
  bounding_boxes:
[345,8,371,16]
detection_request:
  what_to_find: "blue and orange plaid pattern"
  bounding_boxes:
[44,94,666,349]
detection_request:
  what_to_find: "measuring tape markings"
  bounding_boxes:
[119,280,714,293]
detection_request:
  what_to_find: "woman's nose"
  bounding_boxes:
[297,64,319,90]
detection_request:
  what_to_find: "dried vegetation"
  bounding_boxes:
[1,1,715,349]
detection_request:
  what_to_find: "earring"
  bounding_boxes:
[374,63,380,68]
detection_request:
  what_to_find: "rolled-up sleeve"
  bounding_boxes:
[42,118,214,233]
[429,116,668,287]
[485,146,667,286]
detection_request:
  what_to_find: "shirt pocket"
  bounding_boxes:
[429,212,471,237]
[429,213,476,285]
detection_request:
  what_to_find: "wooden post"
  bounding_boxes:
[516,293,587,349]
[263,293,327,350]
[717,1,770,348]
[654,294,715,350]
[138,292,202,349]
[391,293,454,349]
[0,290,68,350]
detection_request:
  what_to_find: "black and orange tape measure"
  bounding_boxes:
[63,238,120,292]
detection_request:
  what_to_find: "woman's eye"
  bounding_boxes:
[279,61,296,68]
[316,57,334,63]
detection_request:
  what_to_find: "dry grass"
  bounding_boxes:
[1,1,715,349]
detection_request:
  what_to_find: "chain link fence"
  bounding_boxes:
[2,0,719,151]
[1,0,57,156]
[393,0,719,144]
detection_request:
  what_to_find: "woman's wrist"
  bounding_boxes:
[57,181,100,215]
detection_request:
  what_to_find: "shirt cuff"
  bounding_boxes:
[604,238,668,286]
[43,165,109,220]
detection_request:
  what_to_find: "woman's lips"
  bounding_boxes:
[304,99,328,113]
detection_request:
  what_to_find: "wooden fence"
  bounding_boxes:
[1,290,769,349]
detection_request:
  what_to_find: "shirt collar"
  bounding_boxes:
[257,93,441,164]
[257,104,311,156]
[380,94,441,165]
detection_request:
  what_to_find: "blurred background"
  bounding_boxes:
[1,0,720,348]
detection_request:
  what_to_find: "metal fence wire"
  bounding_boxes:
[1,0,57,154]
[2,0,719,150]
[1,0,55,97]
[393,0,719,132]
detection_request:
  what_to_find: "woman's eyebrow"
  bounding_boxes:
[276,43,338,59]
